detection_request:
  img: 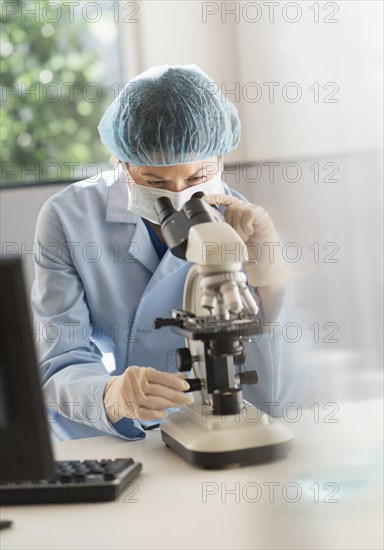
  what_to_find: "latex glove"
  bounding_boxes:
[203,195,289,287]
[103,366,194,422]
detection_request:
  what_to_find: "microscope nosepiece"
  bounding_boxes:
[220,280,243,314]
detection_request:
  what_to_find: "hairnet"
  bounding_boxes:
[97,65,240,166]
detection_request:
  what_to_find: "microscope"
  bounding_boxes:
[153,194,293,468]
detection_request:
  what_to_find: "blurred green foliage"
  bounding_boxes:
[1,0,116,185]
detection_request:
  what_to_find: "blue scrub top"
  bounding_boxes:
[143,219,168,259]
[31,166,284,441]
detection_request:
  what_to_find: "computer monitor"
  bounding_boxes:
[0,257,55,483]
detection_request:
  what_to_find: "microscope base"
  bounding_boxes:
[160,402,294,469]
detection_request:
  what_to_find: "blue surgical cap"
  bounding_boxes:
[97,64,240,166]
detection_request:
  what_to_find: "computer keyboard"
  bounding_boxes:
[0,458,142,505]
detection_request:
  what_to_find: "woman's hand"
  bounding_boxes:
[203,194,288,287]
[103,366,193,422]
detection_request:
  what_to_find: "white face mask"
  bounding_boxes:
[126,170,225,224]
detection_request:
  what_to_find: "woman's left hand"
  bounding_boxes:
[203,194,289,287]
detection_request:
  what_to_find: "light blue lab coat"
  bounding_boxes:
[32,167,283,441]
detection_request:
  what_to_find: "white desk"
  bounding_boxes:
[1,400,383,550]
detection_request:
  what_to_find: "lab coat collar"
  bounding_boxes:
[105,165,138,224]
[144,249,188,295]
[133,218,163,274]
[104,167,186,276]
[104,167,158,272]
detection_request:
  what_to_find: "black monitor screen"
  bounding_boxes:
[0,257,55,483]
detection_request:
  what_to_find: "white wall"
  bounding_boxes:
[119,0,383,161]
[235,0,383,159]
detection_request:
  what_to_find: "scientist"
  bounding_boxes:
[32,65,288,440]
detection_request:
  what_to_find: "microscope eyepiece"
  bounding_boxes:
[154,197,176,224]
[191,191,205,199]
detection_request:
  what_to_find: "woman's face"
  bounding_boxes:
[125,156,221,193]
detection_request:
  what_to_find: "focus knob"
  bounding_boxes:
[237,370,258,385]
[176,348,193,372]
[183,378,202,393]
[212,388,242,416]
[233,350,246,365]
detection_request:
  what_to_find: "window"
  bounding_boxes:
[1,0,123,185]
